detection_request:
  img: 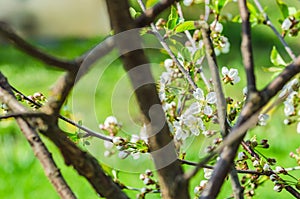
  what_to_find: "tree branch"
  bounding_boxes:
[200,55,300,198]
[0,21,81,71]
[11,86,113,142]
[41,125,129,199]
[238,0,257,93]
[105,1,189,198]
[135,0,176,27]
[252,0,296,61]
[200,23,228,137]
[138,0,198,90]
[0,73,76,199]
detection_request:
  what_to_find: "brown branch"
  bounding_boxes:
[41,72,76,115]
[200,23,228,137]
[11,86,113,142]
[0,72,129,199]
[135,0,176,27]
[0,112,45,120]
[200,55,300,198]
[201,23,244,198]
[41,125,129,199]
[0,21,81,71]
[0,73,76,199]
[105,0,189,198]
[238,0,257,93]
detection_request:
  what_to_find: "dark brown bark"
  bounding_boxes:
[105,1,189,198]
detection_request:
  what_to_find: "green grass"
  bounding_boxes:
[0,25,300,199]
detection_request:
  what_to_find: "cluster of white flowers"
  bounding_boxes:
[173,102,205,140]
[210,21,230,56]
[279,79,300,133]
[172,88,217,140]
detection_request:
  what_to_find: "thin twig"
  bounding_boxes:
[181,159,300,175]
[204,0,210,21]
[176,2,212,91]
[201,23,228,137]
[10,86,113,142]
[238,0,257,93]
[0,73,76,199]
[135,0,176,27]
[252,0,296,61]
[138,0,198,90]
[201,22,244,199]
[0,112,45,120]
[0,21,81,71]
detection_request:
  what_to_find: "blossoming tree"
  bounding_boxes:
[0,0,300,198]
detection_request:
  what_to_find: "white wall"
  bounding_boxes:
[0,0,110,37]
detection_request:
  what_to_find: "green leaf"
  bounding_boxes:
[129,7,141,18]
[270,46,286,66]
[217,0,228,13]
[146,0,159,8]
[181,47,191,62]
[192,49,204,63]
[247,2,258,17]
[276,0,289,18]
[167,6,179,29]
[175,21,196,32]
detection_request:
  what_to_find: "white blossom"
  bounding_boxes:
[103,116,118,128]
[164,58,173,69]
[104,140,114,149]
[130,134,140,143]
[279,79,298,98]
[193,88,205,101]
[200,180,208,187]
[238,152,246,160]
[222,66,240,84]
[281,18,292,30]
[112,136,124,145]
[284,101,294,116]
[253,160,260,167]
[273,184,283,192]
[211,21,223,33]
[297,122,300,134]
[132,152,140,160]
[160,71,172,85]
[183,115,205,136]
[258,114,269,126]
[174,121,189,140]
[206,92,217,104]
[183,102,201,116]
[118,151,130,159]
[104,150,111,157]
[263,163,270,171]
[203,105,213,116]
[204,168,213,179]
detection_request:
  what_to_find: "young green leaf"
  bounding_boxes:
[166,6,179,29]
[146,0,160,8]
[276,0,289,19]
[175,21,196,32]
[270,46,287,66]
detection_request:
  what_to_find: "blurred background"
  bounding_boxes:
[0,0,300,198]
[0,0,110,37]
